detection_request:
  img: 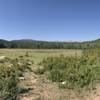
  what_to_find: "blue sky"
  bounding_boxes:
[0,0,100,41]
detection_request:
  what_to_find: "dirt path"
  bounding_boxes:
[17,70,100,100]
[17,70,79,100]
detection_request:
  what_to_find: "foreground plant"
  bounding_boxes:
[0,57,33,100]
[40,49,100,89]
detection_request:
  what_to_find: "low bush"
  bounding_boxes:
[33,66,45,74]
[41,49,100,89]
[0,57,32,99]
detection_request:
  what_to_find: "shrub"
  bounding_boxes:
[41,49,100,89]
[33,66,45,74]
[0,57,32,99]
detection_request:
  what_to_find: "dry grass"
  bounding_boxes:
[1,49,100,100]
[0,49,82,63]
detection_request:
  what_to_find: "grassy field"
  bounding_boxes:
[0,49,82,63]
[0,49,82,99]
[0,49,100,100]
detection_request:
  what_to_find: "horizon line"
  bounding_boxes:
[0,38,99,42]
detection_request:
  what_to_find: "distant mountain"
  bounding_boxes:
[93,38,100,42]
[0,38,100,49]
[11,39,37,42]
[0,39,10,48]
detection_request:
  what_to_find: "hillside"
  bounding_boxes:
[0,38,100,49]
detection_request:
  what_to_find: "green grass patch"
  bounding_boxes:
[0,57,33,99]
[40,49,100,89]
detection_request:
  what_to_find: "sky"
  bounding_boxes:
[0,0,100,41]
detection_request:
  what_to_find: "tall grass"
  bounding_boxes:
[40,49,100,89]
[0,57,32,100]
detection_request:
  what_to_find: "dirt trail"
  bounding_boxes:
[17,70,100,100]
[17,70,79,100]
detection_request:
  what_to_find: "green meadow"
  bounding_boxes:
[0,48,100,100]
[0,49,82,63]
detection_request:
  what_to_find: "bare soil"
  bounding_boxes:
[17,69,100,100]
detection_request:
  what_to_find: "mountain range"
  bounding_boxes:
[0,38,100,49]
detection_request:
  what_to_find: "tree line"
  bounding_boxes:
[0,39,100,49]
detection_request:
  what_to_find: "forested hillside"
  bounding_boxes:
[0,39,100,49]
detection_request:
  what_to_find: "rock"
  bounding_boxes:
[18,77,25,81]
[61,81,66,85]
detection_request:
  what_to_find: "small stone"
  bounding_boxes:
[19,77,25,81]
[61,81,66,85]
